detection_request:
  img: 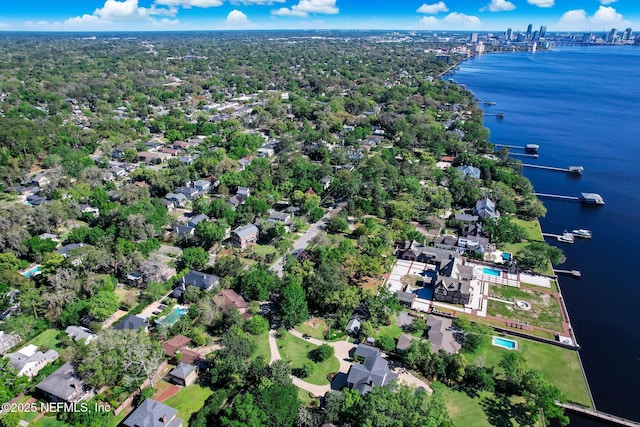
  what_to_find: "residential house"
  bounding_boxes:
[138,151,172,164]
[192,180,211,193]
[346,344,397,395]
[188,214,209,228]
[172,270,220,298]
[433,276,472,305]
[236,187,250,201]
[456,165,481,179]
[65,326,96,344]
[178,156,195,166]
[426,316,461,354]
[31,172,51,188]
[213,289,250,319]
[345,318,361,335]
[230,224,259,249]
[161,147,182,156]
[78,204,100,218]
[268,210,292,226]
[165,193,187,208]
[162,335,192,357]
[398,240,460,268]
[37,362,94,403]
[57,243,89,257]
[320,177,332,191]
[123,399,182,427]
[257,145,275,158]
[111,149,125,159]
[238,157,252,171]
[26,195,47,206]
[173,224,195,239]
[174,187,200,200]
[396,291,416,308]
[4,344,59,377]
[113,315,148,331]
[454,213,479,223]
[395,334,414,354]
[169,362,198,387]
[474,197,500,220]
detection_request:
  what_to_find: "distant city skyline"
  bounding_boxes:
[0,0,638,32]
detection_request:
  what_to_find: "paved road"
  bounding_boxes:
[270,203,346,278]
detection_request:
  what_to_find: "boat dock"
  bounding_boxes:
[542,232,575,243]
[523,164,584,175]
[554,269,582,278]
[534,193,580,201]
[557,403,640,427]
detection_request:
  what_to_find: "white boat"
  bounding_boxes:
[571,229,592,238]
[557,232,575,244]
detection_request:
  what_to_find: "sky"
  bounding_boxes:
[0,0,638,32]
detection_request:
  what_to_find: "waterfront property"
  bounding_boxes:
[492,336,518,350]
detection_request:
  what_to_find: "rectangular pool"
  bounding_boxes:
[22,265,41,278]
[477,267,502,277]
[492,336,518,350]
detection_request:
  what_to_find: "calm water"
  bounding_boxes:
[454,46,640,425]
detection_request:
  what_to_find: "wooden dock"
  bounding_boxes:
[542,232,574,243]
[523,164,584,174]
[510,152,539,158]
[557,403,640,427]
[534,193,580,201]
[554,269,582,278]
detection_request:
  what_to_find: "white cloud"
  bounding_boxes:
[154,0,223,8]
[481,0,515,12]
[526,0,554,7]
[231,0,285,4]
[416,2,448,14]
[0,22,12,30]
[555,6,631,31]
[418,12,481,30]
[599,0,617,4]
[62,0,183,29]
[272,0,338,18]
[226,9,249,24]
[443,12,481,27]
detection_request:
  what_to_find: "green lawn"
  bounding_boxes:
[28,329,61,350]
[487,284,564,331]
[33,415,71,427]
[251,332,272,362]
[251,244,277,257]
[375,315,403,342]
[433,382,542,427]
[276,331,340,386]
[297,388,318,407]
[498,219,554,275]
[464,337,592,407]
[163,383,214,423]
[295,318,329,340]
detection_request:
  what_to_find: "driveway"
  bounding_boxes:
[271,203,346,277]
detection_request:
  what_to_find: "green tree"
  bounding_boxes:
[309,344,334,362]
[177,247,209,271]
[244,315,269,335]
[278,276,309,328]
[241,266,277,301]
[326,215,349,233]
[195,220,227,248]
[220,392,268,427]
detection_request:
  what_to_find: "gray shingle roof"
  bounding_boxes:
[180,270,219,291]
[113,315,148,331]
[232,224,259,239]
[36,362,90,402]
[123,398,182,427]
[169,362,196,380]
[347,344,397,395]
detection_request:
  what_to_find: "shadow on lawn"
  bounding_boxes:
[480,394,534,427]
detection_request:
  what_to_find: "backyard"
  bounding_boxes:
[27,329,61,350]
[487,284,564,331]
[464,337,592,407]
[163,383,214,423]
[498,218,554,275]
[251,331,272,362]
[276,331,340,386]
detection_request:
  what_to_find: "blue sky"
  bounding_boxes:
[0,0,638,32]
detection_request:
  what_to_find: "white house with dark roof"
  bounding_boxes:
[4,344,58,377]
[474,197,500,220]
[165,192,187,208]
[172,270,220,299]
[456,165,481,179]
[65,326,96,344]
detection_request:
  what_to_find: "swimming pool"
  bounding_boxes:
[22,265,41,278]
[502,252,512,261]
[157,306,189,326]
[414,286,434,300]
[492,336,518,350]
[477,267,502,277]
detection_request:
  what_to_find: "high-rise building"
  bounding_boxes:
[527,24,532,38]
[533,30,540,41]
[506,28,512,41]
[470,33,478,43]
[539,26,547,39]
[608,28,618,42]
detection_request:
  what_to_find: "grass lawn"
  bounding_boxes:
[276,331,339,386]
[375,315,403,342]
[115,286,141,305]
[107,407,131,427]
[251,244,277,257]
[295,318,329,340]
[27,329,61,350]
[164,383,214,423]
[499,218,554,275]
[487,284,563,331]
[433,382,542,427]
[464,337,592,407]
[297,388,318,407]
[33,415,70,427]
[251,332,272,362]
